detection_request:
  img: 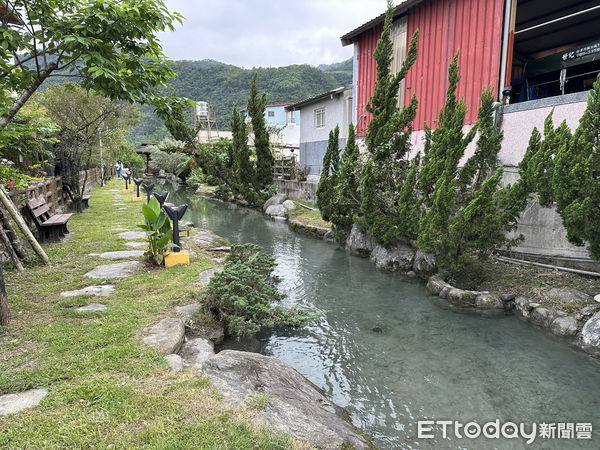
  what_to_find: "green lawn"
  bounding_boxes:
[0,179,294,449]
[287,200,331,229]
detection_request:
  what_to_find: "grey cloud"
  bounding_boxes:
[159,0,387,67]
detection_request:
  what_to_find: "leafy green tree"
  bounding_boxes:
[316,125,339,221]
[0,99,58,185]
[38,83,139,211]
[247,74,273,191]
[359,0,419,246]
[330,124,361,233]
[0,0,182,129]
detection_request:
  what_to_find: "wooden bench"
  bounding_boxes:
[64,185,92,209]
[26,197,73,242]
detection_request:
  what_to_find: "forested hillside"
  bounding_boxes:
[318,58,353,86]
[129,59,352,143]
[26,55,352,143]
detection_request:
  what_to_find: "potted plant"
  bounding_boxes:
[295,163,309,182]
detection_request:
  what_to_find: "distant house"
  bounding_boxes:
[286,87,353,177]
[242,103,300,156]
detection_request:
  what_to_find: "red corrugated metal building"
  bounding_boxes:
[341,0,600,136]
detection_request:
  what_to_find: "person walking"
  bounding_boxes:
[115,160,123,178]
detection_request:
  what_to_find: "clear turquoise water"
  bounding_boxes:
[168,185,600,449]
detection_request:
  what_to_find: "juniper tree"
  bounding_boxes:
[418,57,526,271]
[248,74,273,191]
[458,88,502,192]
[316,125,340,221]
[418,53,473,254]
[559,74,600,259]
[230,106,260,205]
[331,124,361,232]
[418,52,477,207]
[446,168,505,270]
[553,76,599,217]
[525,112,568,206]
[359,0,420,245]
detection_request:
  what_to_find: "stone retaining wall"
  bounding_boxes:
[274,179,317,203]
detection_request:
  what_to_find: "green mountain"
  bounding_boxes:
[131,60,352,143]
[130,59,352,143]
[318,58,353,86]
[23,56,353,143]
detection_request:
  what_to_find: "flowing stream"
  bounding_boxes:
[167,184,600,449]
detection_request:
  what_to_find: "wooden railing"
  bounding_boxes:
[8,168,101,213]
[273,156,296,180]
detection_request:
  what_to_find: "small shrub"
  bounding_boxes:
[205,244,315,338]
[187,167,206,187]
[138,197,175,265]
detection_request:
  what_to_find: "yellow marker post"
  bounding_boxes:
[132,196,143,202]
[165,250,190,267]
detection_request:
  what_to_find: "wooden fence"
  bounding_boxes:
[8,168,101,213]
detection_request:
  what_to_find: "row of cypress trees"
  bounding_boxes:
[513,79,600,260]
[316,1,527,272]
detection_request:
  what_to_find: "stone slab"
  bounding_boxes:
[124,241,146,248]
[117,231,146,240]
[84,261,144,279]
[0,389,48,416]
[61,285,115,297]
[99,250,144,259]
[76,303,107,313]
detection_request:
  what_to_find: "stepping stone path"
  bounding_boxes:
[84,261,143,279]
[198,267,223,286]
[0,389,48,416]
[61,285,115,297]
[99,250,144,260]
[76,303,107,313]
[117,231,146,240]
[125,241,146,248]
[143,318,185,354]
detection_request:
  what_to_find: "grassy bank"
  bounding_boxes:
[287,200,331,230]
[0,179,293,448]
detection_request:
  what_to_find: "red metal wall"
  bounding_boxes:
[356,27,381,136]
[355,0,505,134]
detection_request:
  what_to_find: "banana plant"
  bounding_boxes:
[138,197,176,265]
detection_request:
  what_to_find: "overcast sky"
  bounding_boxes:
[158,0,388,68]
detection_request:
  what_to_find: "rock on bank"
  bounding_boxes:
[201,350,371,449]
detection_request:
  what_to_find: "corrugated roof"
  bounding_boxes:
[266,102,295,107]
[340,0,424,46]
[285,87,348,110]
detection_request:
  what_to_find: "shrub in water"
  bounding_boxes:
[205,243,314,338]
